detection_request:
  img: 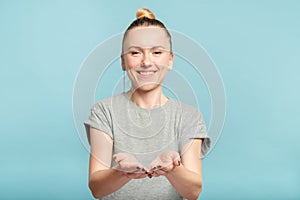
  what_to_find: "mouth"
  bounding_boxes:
[136,70,157,78]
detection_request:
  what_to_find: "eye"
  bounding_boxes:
[129,51,141,56]
[152,51,162,56]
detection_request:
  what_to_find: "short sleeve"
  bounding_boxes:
[84,102,113,144]
[179,108,211,158]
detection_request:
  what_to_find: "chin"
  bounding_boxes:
[134,83,161,92]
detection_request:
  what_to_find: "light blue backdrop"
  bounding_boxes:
[1,0,299,199]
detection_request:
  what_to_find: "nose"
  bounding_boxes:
[141,50,152,67]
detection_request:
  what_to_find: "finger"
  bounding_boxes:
[171,154,181,163]
[136,174,148,179]
[158,156,173,165]
[128,163,147,173]
[126,172,147,179]
[120,160,140,168]
[113,154,124,163]
[149,160,160,170]
[160,164,175,173]
[113,163,139,173]
[148,164,160,174]
[135,166,149,174]
[173,159,181,167]
[113,153,139,163]
[123,166,143,173]
[152,169,167,177]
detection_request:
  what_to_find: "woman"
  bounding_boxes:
[84,8,211,200]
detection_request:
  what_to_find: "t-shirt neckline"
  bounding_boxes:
[123,91,171,112]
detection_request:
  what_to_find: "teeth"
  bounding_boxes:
[139,71,154,75]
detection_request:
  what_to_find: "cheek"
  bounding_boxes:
[156,57,170,67]
[124,58,141,69]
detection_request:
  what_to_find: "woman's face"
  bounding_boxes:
[122,26,174,92]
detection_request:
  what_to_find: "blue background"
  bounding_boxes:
[1,0,299,199]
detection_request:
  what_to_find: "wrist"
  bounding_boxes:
[112,169,133,180]
[165,164,182,178]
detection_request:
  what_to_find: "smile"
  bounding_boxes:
[137,71,156,75]
[136,70,158,78]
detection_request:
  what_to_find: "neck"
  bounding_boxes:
[128,87,168,109]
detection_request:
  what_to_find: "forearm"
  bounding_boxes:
[89,169,131,198]
[165,165,202,200]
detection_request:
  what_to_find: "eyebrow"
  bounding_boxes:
[126,46,168,51]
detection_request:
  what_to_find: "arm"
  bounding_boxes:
[88,128,147,198]
[150,139,203,200]
[166,139,203,200]
[88,128,131,198]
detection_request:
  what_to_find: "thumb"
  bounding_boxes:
[170,152,181,166]
[173,159,181,167]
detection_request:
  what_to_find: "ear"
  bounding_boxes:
[168,53,174,70]
[121,54,126,71]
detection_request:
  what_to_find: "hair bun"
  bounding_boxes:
[136,8,156,19]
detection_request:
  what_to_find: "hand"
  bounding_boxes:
[148,151,181,177]
[112,153,147,179]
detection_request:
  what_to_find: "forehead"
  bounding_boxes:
[123,26,170,49]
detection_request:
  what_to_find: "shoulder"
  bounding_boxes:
[91,93,127,111]
[168,98,201,115]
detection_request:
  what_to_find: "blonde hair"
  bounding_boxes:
[136,8,156,19]
[122,8,172,52]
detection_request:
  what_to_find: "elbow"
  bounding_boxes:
[88,180,104,199]
[90,190,102,199]
[90,191,101,199]
[187,181,202,200]
[193,185,202,200]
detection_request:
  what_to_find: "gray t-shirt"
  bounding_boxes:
[84,92,211,200]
